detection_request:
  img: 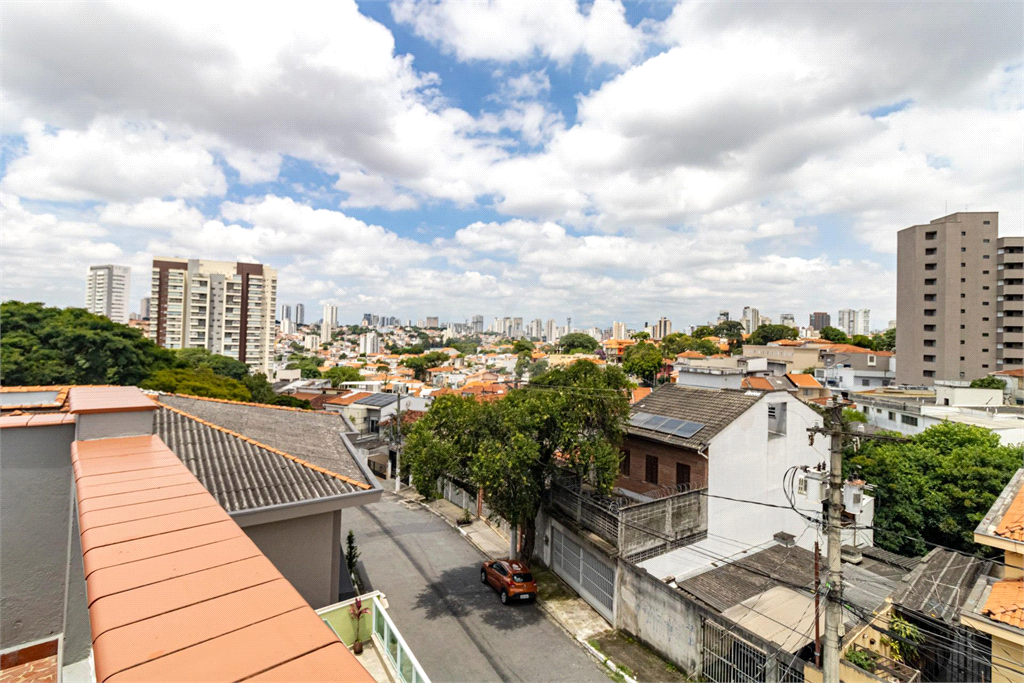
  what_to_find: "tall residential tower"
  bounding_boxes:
[86,264,131,324]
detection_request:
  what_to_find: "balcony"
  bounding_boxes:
[318,592,431,683]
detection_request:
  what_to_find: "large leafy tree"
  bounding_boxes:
[558,332,599,354]
[141,367,252,401]
[174,347,249,380]
[845,422,1021,556]
[402,351,449,381]
[819,326,850,343]
[1,301,176,386]
[693,325,715,338]
[713,320,745,340]
[970,376,1007,390]
[850,335,876,350]
[873,327,896,352]
[285,354,323,378]
[660,332,719,357]
[323,365,364,387]
[748,324,798,346]
[403,360,629,560]
[622,341,665,385]
[512,339,534,354]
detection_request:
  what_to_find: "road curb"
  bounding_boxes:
[576,636,639,683]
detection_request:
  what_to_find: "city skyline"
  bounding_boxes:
[2,2,1020,326]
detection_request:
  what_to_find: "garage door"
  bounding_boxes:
[551,525,615,622]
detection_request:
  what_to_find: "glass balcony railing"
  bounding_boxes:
[318,592,430,683]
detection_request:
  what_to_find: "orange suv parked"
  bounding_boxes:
[480,559,537,604]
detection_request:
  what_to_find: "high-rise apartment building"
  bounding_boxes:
[149,258,276,372]
[425,317,439,328]
[717,310,730,323]
[472,315,484,334]
[779,313,795,327]
[281,304,292,322]
[358,332,379,355]
[856,309,870,336]
[86,264,131,324]
[838,309,856,337]
[612,321,628,340]
[295,303,305,325]
[545,319,557,342]
[741,306,760,333]
[809,312,831,330]
[321,304,337,345]
[653,317,672,340]
[139,297,151,320]
[896,212,1021,385]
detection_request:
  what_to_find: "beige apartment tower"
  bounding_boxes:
[896,212,1022,386]
[149,258,277,373]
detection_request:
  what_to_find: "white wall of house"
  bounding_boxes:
[705,392,828,552]
[934,385,1003,407]
[673,368,746,390]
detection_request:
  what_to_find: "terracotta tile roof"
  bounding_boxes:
[287,391,323,402]
[741,377,776,391]
[786,373,822,389]
[981,578,1024,629]
[69,386,160,414]
[676,351,706,359]
[630,387,652,404]
[994,486,1024,542]
[0,412,76,429]
[72,433,373,683]
[993,368,1024,378]
[823,344,893,357]
[0,385,71,412]
[325,391,372,406]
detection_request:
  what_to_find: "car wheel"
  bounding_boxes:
[481,570,487,584]
[500,590,508,605]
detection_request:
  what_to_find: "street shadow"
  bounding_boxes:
[411,563,547,632]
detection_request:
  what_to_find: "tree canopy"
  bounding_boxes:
[402,351,450,381]
[622,341,665,385]
[970,376,1007,390]
[285,355,323,378]
[819,326,850,343]
[693,325,715,338]
[845,422,1021,556]
[173,347,249,380]
[141,367,252,401]
[558,332,599,354]
[712,320,745,340]
[659,333,719,357]
[402,360,629,561]
[1,301,176,386]
[512,339,534,355]
[748,324,798,346]
[630,331,651,341]
[850,335,876,350]
[873,327,896,352]
[323,365,364,387]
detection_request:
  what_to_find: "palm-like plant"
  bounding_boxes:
[349,597,371,654]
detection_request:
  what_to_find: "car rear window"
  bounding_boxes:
[512,573,533,583]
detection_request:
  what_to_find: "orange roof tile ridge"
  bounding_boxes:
[156,391,358,418]
[235,641,344,682]
[154,401,371,491]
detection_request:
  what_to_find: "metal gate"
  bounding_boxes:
[701,619,803,683]
[550,525,615,622]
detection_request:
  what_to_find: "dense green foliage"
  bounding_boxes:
[558,332,599,354]
[512,339,534,354]
[174,347,249,380]
[692,325,715,338]
[659,333,719,357]
[873,327,896,352]
[970,376,1007,390]
[845,422,1021,556]
[630,331,651,341]
[285,354,323,378]
[1,301,176,385]
[712,321,745,339]
[323,365,364,387]
[402,351,450,380]
[449,340,479,356]
[748,324,798,346]
[403,361,630,560]
[141,367,252,401]
[850,334,876,350]
[622,341,665,385]
[818,326,850,343]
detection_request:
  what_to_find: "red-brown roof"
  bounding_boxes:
[823,344,893,357]
[72,432,373,683]
[0,412,76,429]
[993,368,1024,378]
[786,373,822,389]
[676,351,707,359]
[741,377,775,391]
[324,391,372,406]
[631,387,652,404]
[69,386,159,415]
[982,578,1024,629]
[994,486,1024,543]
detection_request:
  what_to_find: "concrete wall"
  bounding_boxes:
[673,370,745,390]
[243,510,341,609]
[0,424,92,664]
[76,410,154,441]
[707,393,826,551]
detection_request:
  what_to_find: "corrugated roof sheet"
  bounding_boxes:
[154,406,363,513]
[890,548,988,624]
[629,384,763,449]
[72,433,373,683]
[155,394,371,486]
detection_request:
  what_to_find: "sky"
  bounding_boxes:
[1,0,1021,330]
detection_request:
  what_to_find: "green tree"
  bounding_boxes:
[345,530,360,577]
[712,320,745,340]
[174,347,249,380]
[819,326,850,344]
[850,335,876,350]
[402,351,449,381]
[512,339,534,355]
[323,365,364,387]
[558,332,599,354]
[873,327,896,352]
[243,373,277,403]
[285,355,323,378]
[846,422,1021,556]
[141,367,252,401]
[970,376,1007,390]
[693,325,715,338]
[630,331,651,341]
[272,395,312,409]
[622,341,665,386]
[660,333,720,357]
[748,324,798,346]
[1,301,176,386]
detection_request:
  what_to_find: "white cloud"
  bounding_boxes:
[2,118,227,202]
[391,0,644,67]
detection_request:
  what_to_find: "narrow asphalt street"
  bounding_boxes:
[346,493,609,683]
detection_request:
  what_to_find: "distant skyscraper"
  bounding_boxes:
[358,331,379,355]
[281,304,292,322]
[612,321,627,340]
[472,315,484,334]
[741,306,760,333]
[139,297,151,320]
[717,310,730,323]
[545,319,557,342]
[838,309,855,337]
[809,312,831,330]
[653,317,672,340]
[856,309,871,337]
[322,304,337,345]
[295,303,305,325]
[779,313,795,327]
[86,264,131,325]
[425,316,439,328]
[149,258,276,372]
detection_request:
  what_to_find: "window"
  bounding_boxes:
[861,379,870,387]
[982,348,989,353]
[924,340,936,347]
[983,254,991,260]
[924,294,936,301]
[868,354,877,366]
[961,293,966,298]
[983,286,990,290]
[676,463,691,489]
[961,247,966,252]
[925,263,937,271]
[983,332,989,337]
[888,411,896,421]
[768,402,787,435]
[925,324,936,331]
[983,270,989,275]
[925,231,937,240]
[961,356,965,361]
[645,455,659,485]
[984,220,991,225]
[901,414,919,426]
[925,248,936,255]
[924,355,936,362]
[983,364,989,369]
[962,263,966,267]
[924,309,936,316]
[984,238,991,243]
[983,301,990,306]
[961,324,966,329]
[924,370,935,378]
[961,340,966,345]
[620,449,631,476]
[925,278,936,285]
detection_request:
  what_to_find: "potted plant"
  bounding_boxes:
[349,597,370,655]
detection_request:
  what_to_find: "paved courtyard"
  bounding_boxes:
[346,493,609,683]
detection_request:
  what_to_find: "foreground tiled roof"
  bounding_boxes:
[741,377,775,391]
[72,433,373,683]
[982,578,1024,629]
[629,384,764,450]
[155,394,372,486]
[994,486,1024,542]
[155,405,367,512]
[786,372,822,388]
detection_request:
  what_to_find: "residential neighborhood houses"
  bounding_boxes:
[2,1,1023,679]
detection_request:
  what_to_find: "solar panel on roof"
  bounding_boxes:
[629,411,656,427]
[670,421,705,438]
[644,415,671,431]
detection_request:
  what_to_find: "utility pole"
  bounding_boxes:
[814,540,821,668]
[394,389,402,493]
